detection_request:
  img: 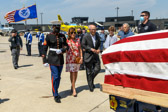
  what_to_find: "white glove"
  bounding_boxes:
[29,43,31,45]
[43,63,49,67]
[42,42,43,45]
[56,49,62,54]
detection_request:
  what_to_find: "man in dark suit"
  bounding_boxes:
[76,28,85,70]
[82,25,101,92]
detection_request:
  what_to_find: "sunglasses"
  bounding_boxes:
[70,32,76,34]
[140,15,146,17]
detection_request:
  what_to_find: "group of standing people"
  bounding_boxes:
[42,23,101,103]
[99,11,157,51]
[8,29,45,69]
[24,29,45,57]
[8,10,157,103]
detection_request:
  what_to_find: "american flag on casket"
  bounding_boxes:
[102,30,168,94]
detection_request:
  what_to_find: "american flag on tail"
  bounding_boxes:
[4,11,16,23]
[102,30,168,94]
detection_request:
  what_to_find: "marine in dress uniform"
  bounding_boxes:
[24,29,32,56]
[36,30,45,56]
[42,21,69,103]
[8,29,23,69]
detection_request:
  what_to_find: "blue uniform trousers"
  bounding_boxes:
[26,43,31,55]
[50,65,63,97]
[100,41,104,51]
[38,42,43,56]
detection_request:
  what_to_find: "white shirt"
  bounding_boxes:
[91,34,96,47]
[104,34,117,49]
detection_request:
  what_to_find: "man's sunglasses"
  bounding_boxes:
[140,15,146,17]
[71,32,76,34]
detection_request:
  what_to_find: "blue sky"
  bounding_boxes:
[0,0,168,24]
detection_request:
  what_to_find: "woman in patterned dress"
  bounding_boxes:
[66,27,83,97]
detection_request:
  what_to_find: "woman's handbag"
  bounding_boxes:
[75,56,81,64]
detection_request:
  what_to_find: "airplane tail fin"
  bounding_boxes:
[0,22,2,28]
[58,15,65,25]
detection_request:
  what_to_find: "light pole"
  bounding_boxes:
[115,7,119,21]
[115,7,119,29]
[40,12,43,25]
[131,10,133,16]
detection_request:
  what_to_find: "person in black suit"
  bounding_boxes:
[82,25,101,92]
[76,28,85,70]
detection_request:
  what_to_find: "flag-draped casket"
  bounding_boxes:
[102,30,168,94]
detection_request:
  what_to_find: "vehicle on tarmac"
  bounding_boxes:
[0,23,14,36]
[57,15,89,32]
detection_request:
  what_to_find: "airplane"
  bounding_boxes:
[57,15,89,32]
[0,22,14,36]
[94,22,109,35]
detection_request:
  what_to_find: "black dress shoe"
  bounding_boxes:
[14,66,18,69]
[54,96,61,103]
[89,86,94,92]
[93,85,96,89]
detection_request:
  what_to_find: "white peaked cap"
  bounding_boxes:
[50,20,62,25]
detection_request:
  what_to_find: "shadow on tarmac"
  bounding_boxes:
[0,98,10,104]
[0,50,6,53]
[99,69,105,73]
[31,54,40,57]
[20,54,40,57]
[19,64,33,68]
[59,83,100,99]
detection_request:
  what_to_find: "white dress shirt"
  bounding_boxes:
[90,34,96,47]
[104,34,117,49]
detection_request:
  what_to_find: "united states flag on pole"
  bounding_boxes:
[102,30,168,94]
[4,4,37,23]
[4,11,16,23]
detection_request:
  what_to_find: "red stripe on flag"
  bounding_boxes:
[104,74,168,94]
[114,32,168,45]
[4,10,15,23]
[102,49,168,64]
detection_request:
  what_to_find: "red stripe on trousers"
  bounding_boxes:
[104,74,168,94]
[49,65,55,94]
[114,32,168,45]
[52,76,55,93]
[102,49,168,64]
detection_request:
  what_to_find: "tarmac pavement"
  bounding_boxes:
[0,36,113,112]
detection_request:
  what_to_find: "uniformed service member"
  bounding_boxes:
[8,29,23,69]
[36,30,45,57]
[42,21,69,103]
[138,11,157,33]
[24,29,32,56]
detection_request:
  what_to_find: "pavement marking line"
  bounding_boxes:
[89,98,109,112]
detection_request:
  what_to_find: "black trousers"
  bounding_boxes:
[85,58,101,90]
[38,42,43,56]
[80,51,85,69]
[26,43,31,55]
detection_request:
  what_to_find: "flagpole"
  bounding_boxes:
[23,4,27,30]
